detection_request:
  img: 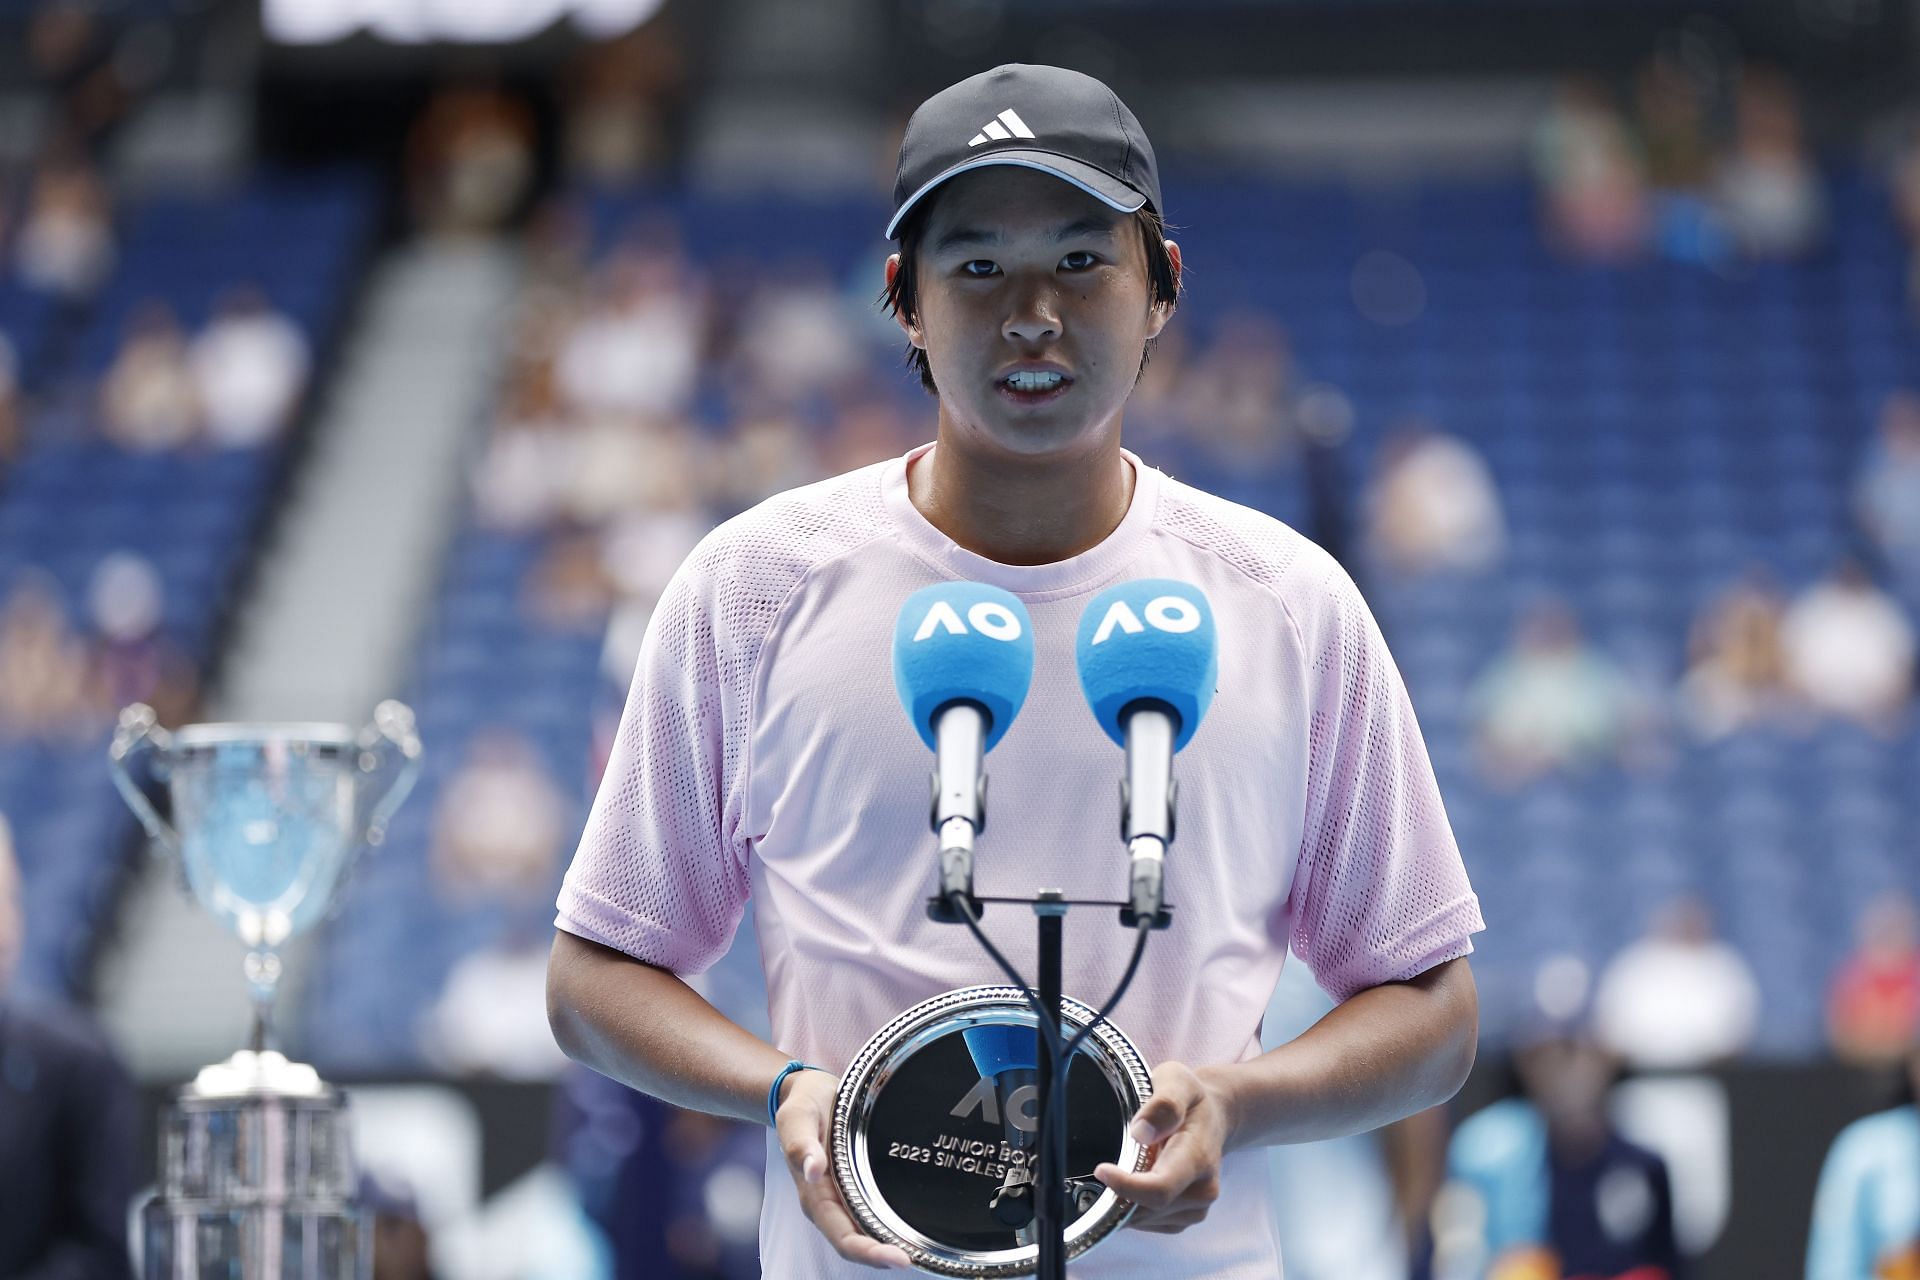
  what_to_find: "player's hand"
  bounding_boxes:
[774,1068,912,1270]
[1092,1061,1231,1234]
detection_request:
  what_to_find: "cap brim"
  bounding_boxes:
[886,150,1148,240]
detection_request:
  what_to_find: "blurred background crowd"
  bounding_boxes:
[0,0,1918,1278]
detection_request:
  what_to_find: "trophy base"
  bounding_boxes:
[142,1203,365,1280]
[143,1053,368,1280]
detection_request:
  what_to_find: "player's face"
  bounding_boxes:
[890,167,1177,461]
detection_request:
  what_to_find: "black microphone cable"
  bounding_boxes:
[947,889,1158,1236]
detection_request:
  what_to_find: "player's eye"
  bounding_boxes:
[961,260,999,277]
[1060,251,1099,271]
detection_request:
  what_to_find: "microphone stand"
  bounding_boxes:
[932,886,1170,1280]
[1032,890,1067,1280]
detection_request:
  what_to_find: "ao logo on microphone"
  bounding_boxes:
[913,599,1025,643]
[1088,594,1203,645]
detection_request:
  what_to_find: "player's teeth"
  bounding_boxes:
[1005,372,1063,391]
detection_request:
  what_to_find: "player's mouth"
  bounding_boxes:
[995,367,1073,407]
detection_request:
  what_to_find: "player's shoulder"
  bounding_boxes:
[673,460,894,619]
[1152,467,1365,618]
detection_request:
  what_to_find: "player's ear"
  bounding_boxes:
[885,253,927,350]
[1144,239,1181,341]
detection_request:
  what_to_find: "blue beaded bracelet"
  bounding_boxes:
[767,1059,821,1127]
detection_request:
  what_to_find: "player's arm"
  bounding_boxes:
[1203,954,1477,1146]
[547,928,789,1121]
[1101,550,1486,1232]
[1095,957,1476,1231]
[546,930,911,1271]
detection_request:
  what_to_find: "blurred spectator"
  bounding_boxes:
[430,731,567,900]
[362,1173,441,1280]
[189,286,310,448]
[731,266,867,405]
[0,572,97,741]
[1634,54,1712,193]
[1469,602,1637,785]
[0,816,139,1280]
[424,927,570,1081]
[1533,75,1651,261]
[1179,309,1297,466]
[1894,124,1920,316]
[1781,561,1916,734]
[1677,571,1797,740]
[1855,390,1920,594]
[555,240,705,422]
[85,551,196,727]
[599,507,707,606]
[100,301,201,451]
[407,84,536,236]
[1633,54,1729,266]
[15,157,113,301]
[1365,422,1506,577]
[710,410,819,516]
[526,532,621,632]
[1119,323,1193,454]
[559,27,684,185]
[1442,957,1682,1280]
[522,199,593,299]
[1828,893,1920,1067]
[0,332,21,467]
[821,394,915,476]
[1804,1045,1920,1279]
[659,1109,765,1278]
[0,816,15,986]
[473,379,572,532]
[563,417,703,527]
[1713,69,1826,260]
[1593,898,1759,1070]
[29,4,136,154]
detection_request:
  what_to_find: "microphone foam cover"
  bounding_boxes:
[893,582,1034,752]
[1075,578,1217,750]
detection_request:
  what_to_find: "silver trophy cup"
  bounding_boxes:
[109,701,422,1280]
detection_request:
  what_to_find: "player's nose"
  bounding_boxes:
[1001,281,1061,346]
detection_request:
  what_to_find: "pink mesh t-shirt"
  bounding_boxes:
[557,442,1485,1278]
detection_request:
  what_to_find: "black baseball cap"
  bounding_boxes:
[887,64,1163,241]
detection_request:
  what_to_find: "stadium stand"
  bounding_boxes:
[0,168,376,999]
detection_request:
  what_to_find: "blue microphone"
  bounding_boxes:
[894,583,1035,919]
[1074,579,1217,926]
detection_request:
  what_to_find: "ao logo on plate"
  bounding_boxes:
[1089,595,1203,645]
[912,600,1025,643]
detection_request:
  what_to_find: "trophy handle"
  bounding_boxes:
[109,703,181,857]
[355,699,422,847]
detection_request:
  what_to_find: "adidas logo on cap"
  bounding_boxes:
[968,108,1036,147]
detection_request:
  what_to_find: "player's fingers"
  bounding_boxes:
[1127,1089,1189,1146]
[1130,1062,1201,1145]
[1093,1133,1215,1210]
[1092,1158,1183,1210]
[775,1107,829,1184]
[790,1163,912,1269]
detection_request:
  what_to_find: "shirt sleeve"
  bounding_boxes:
[555,553,755,976]
[1284,552,1485,1003]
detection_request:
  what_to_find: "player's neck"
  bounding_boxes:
[907,427,1135,567]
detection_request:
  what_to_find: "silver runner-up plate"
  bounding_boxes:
[830,985,1155,1277]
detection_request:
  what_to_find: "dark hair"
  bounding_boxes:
[880,197,1181,396]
